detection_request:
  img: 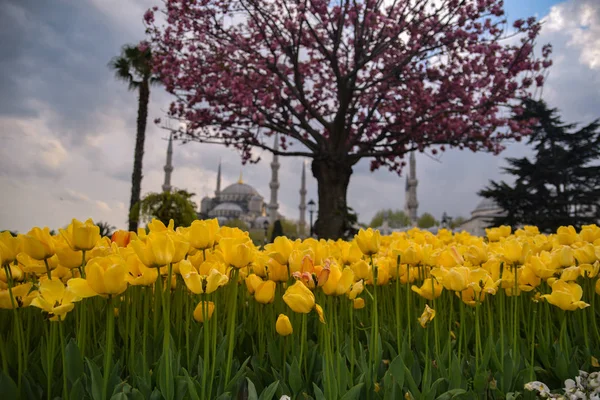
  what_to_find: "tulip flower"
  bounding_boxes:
[283,280,315,313]
[111,230,135,247]
[54,242,83,270]
[219,237,255,269]
[353,298,365,309]
[59,218,101,251]
[69,255,128,297]
[124,254,158,286]
[0,231,22,265]
[179,260,228,294]
[30,278,77,321]
[188,219,219,250]
[418,304,436,328]
[265,236,294,265]
[556,225,578,245]
[22,227,55,260]
[355,228,381,256]
[0,282,35,309]
[131,231,175,268]
[411,278,443,300]
[485,226,511,242]
[193,301,215,323]
[542,280,589,311]
[254,280,276,304]
[275,314,293,336]
[321,264,354,296]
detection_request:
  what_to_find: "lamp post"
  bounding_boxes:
[441,212,449,229]
[308,199,316,237]
[263,220,269,244]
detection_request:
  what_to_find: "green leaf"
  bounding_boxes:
[388,355,406,390]
[247,378,258,400]
[70,378,85,400]
[110,393,128,400]
[86,358,104,400]
[258,380,280,400]
[214,393,232,400]
[0,370,18,400]
[182,369,200,400]
[224,356,251,393]
[435,389,467,400]
[313,383,326,400]
[65,339,84,384]
[289,359,302,395]
[340,383,364,400]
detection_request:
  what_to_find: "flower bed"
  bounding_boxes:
[0,220,599,399]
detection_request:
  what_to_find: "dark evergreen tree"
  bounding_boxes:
[479,99,600,232]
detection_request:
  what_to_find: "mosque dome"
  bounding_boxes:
[212,202,243,213]
[471,198,503,217]
[221,182,259,196]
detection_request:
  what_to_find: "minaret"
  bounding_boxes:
[268,134,280,226]
[298,161,307,238]
[404,151,418,226]
[215,160,222,198]
[162,132,174,193]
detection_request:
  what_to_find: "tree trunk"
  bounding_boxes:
[311,157,353,240]
[128,79,150,232]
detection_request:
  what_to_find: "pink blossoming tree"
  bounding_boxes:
[145,0,551,239]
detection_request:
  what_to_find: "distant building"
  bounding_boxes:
[457,198,505,236]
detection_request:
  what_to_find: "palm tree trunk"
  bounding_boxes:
[128,78,150,232]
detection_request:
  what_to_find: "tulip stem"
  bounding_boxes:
[282,336,287,384]
[224,268,239,386]
[369,255,379,389]
[44,258,52,280]
[102,295,115,400]
[59,319,69,400]
[163,263,173,400]
[4,264,24,388]
[201,296,209,400]
[47,321,57,400]
[395,256,401,355]
[349,304,355,386]
[529,308,537,382]
[80,250,86,278]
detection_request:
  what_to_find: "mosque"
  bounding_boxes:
[160,134,308,234]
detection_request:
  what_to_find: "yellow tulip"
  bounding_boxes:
[418,304,435,328]
[82,255,128,296]
[30,278,77,321]
[17,252,57,275]
[456,287,484,306]
[351,260,371,280]
[353,298,365,309]
[275,314,293,336]
[0,282,35,309]
[169,232,190,263]
[355,228,381,256]
[22,227,55,260]
[435,247,464,268]
[348,280,364,300]
[322,264,355,296]
[219,237,255,269]
[411,278,443,300]
[580,262,599,278]
[0,231,22,265]
[245,273,263,295]
[339,241,362,265]
[265,236,294,265]
[188,219,220,250]
[552,246,574,268]
[131,231,175,268]
[573,243,596,264]
[468,268,501,295]
[193,301,215,323]
[443,266,470,292]
[0,264,24,283]
[502,239,524,264]
[180,259,228,294]
[147,219,174,232]
[54,242,83,270]
[265,258,289,282]
[528,254,557,279]
[59,218,101,251]
[315,303,325,323]
[542,280,589,311]
[556,225,578,245]
[559,266,580,281]
[283,280,315,314]
[254,280,276,304]
[124,254,158,286]
[485,226,511,242]
[580,224,600,243]
[517,265,540,292]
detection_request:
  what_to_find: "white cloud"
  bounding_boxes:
[95,201,112,212]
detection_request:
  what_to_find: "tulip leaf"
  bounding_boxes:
[110,393,128,400]
[246,378,259,400]
[289,359,303,395]
[182,369,200,400]
[258,380,279,400]
[0,370,18,400]
[340,383,364,400]
[149,388,164,400]
[70,378,85,400]
[435,388,467,400]
[388,355,406,390]
[313,383,326,400]
[65,338,84,384]
[86,358,104,400]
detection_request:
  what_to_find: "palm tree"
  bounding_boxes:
[109,44,160,232]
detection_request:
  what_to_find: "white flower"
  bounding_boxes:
[279,396,291,400]
[525,381,551,396]
[589,372,600,389]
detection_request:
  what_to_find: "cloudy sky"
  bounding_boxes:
[1,0,599,233]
